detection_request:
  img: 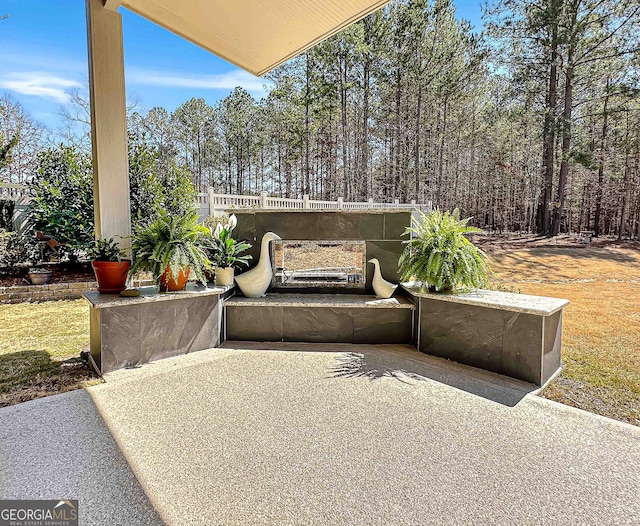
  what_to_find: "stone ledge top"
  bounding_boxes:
[401,283,569,316]
[83,284,234,309]
[225,293,415,309]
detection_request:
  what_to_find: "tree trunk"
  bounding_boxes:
[304,52,311,195]
[338,47,349,199]
[394,69,402,199]
[415,81,422,200]
[551,39,575,236]
[361,56,370,199]
[618,111,631,240]
[435,98,448,206]
[594,76,610,237]
[539,23,559,235]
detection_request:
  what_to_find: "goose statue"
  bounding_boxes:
[235,232,282,298]
[368,258,398,299]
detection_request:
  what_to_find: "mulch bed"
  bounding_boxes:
[0,263,95,288]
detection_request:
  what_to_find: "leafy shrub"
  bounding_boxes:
[129,139,196,232]
[399,208,490,292]
[0,229,40,268]
[26,140,198,254]
[28,145,95,250]
[203,214,229,231]
[128,139,158,228]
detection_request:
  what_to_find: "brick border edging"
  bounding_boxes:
[0,279,157,304]
[0,281,98,304]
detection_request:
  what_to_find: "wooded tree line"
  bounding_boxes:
[1,0,639,237]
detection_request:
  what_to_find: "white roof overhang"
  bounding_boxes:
[106,0,390,76]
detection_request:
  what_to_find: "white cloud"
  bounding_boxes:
[127,68,271,98]
[0,72,81,103]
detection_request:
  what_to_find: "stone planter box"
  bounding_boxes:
[83,284,234,373]
[403,284,569,386]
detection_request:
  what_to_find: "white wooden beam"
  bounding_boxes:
[86,0,131,252]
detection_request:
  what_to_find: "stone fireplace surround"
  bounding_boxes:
[231,209,410,293]
[84,209,568,387]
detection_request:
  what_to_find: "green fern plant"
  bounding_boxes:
[130,210,211,286]
[399,208,489,292]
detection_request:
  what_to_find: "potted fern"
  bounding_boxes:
[88,237,130,294]
[399,208,489,292]
[206,214,252,286]
[130,210,211,292]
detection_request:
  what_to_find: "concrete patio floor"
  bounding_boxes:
[1,343,639,525]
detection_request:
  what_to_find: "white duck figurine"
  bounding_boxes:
[368,258,398,299]
[235,232,282,298]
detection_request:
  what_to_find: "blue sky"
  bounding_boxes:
[0,0,484,130]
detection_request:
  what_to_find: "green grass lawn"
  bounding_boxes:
[0,300,98,406]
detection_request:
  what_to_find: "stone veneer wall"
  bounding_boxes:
[0,281,98,304]
[232,210,412,293]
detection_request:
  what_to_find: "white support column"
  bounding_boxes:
[86,0,131,252]
[338,197,344,209]
[260,191,268,208]
[303,194,310,209]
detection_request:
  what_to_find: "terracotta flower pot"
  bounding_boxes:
[92,260,131,294]
[160,266,189,292]
[215,267,234,286]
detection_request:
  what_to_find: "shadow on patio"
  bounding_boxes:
[326,347,537,407]
[221,341,537,407]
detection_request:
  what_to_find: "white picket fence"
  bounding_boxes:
[1,183,429,227]
[0,183,31,231]
[202,191,431,218]
[0,182,29,196]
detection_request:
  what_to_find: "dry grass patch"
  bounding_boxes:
[489,246,640,425]
[0,300,100,407]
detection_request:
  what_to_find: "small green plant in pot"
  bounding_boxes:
[206,214,252,286]
[399,208,489,292]
[88,237,131,294]
[130,210,211,292]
